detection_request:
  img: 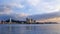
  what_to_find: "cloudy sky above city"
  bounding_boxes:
[0,0,60,16]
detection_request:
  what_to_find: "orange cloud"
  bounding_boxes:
[36,17,60,23]
[20,13,28,17]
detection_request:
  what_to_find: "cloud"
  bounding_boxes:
[27,0,40,6]
[26,0,60,14]
[0,0,60,15]
[41,0,60,13]
[0,0,30,20]
[15,13,29,17]
[19,13,28,17]
[0,0,60,21]
[0,5,12,14]
[0,0,24,14]
[9,3,24,8]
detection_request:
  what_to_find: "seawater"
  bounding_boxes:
[0,24,60,34]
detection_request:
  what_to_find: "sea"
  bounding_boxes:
[0,24,60,34]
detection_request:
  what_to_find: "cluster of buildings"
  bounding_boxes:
[0,18,36,24]
[26,18,36,24]
[0,18,58,24]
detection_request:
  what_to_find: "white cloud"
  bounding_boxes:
[10,3,24,8]
[27,0,60,14]
[27,0,40,6]
[41,1,60,13]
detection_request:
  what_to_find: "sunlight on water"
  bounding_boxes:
[0,24,60,34]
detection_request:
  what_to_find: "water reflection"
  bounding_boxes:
[0,24,60,34]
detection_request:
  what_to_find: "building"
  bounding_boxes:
[26,18,36,24]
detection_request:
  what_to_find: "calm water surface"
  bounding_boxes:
[0,24,60,34]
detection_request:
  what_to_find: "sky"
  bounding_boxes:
[0,0,60,17]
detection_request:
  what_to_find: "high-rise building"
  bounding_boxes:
[26,18,36,24]
[9,18,12,24]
